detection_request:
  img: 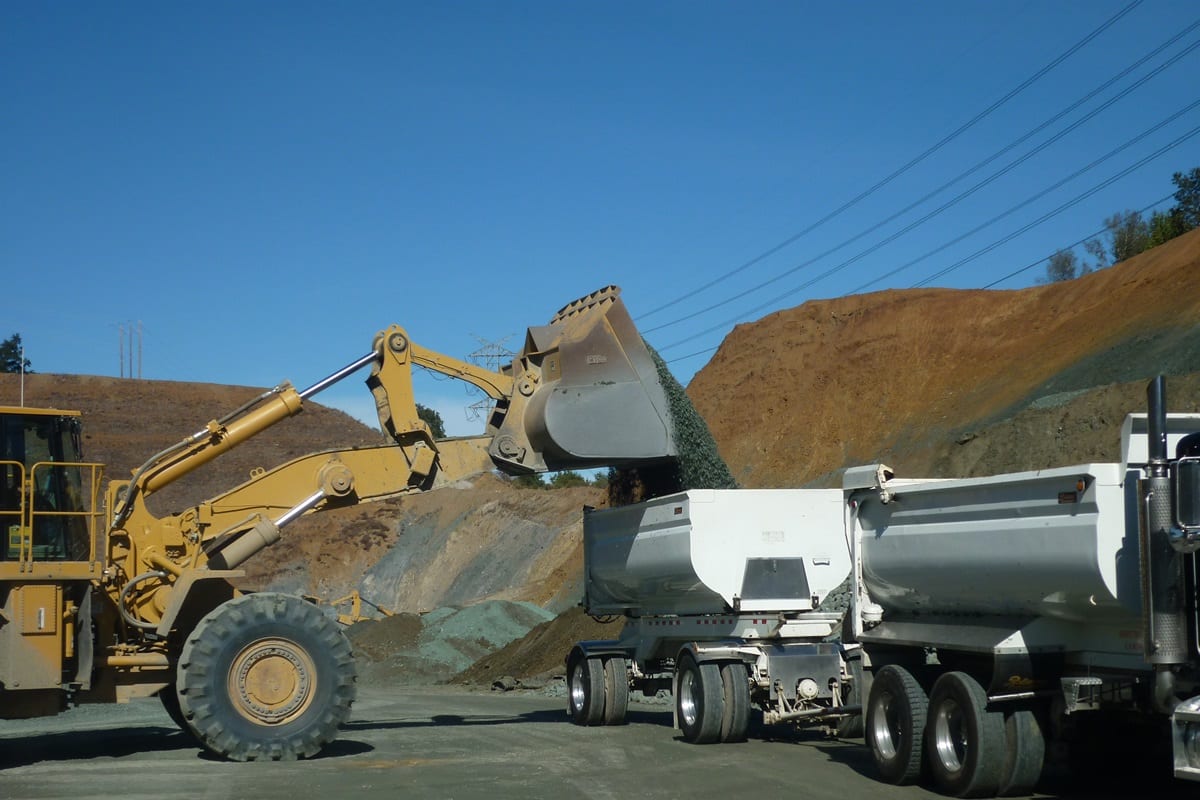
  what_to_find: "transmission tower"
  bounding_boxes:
[465,334,515,422]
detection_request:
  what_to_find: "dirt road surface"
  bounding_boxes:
[0,686,1184,800]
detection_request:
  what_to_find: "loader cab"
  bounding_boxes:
[0,407,101,564]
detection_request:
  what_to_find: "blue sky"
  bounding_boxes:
[4,1,1198,434]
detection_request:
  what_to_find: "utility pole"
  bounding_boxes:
[117,321,144,378]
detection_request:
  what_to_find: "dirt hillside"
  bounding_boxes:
[688,227,1200,487]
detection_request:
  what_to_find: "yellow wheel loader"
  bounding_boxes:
[0,286,691,760]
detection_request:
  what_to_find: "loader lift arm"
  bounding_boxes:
[106,285,679,634]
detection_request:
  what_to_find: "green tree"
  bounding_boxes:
[0,333,32,374]
[1044,249,1079,282]
[1105,211,1151,264]
[1147,207,1188,248]
[1171,167,1200,230]
[511,473,545,489]
[416,403,445,438]
[549,470,588,489]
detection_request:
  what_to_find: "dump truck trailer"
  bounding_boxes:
[566,487,858,743]
[568,377,1200,797]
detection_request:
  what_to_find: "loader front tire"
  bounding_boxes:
[177,593,356,761]
[158,683,195,740]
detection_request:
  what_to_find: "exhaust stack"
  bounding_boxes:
[1139,376,1187,669]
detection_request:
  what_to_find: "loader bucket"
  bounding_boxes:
[487,286,678,473]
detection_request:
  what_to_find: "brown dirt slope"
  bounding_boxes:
[688,227,1200,487]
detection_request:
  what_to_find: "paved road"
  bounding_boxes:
[0,686,1187,799]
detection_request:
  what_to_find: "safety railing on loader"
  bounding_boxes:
[0,459,105,579]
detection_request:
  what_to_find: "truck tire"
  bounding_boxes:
[998,708,1044,796]
[177,593,356,762]
[866,664,927,785]
[676,653,724,744]
[925,671,1005,797]
[567,653,605,726]
[719,662,750,743]
[602,656,630,725]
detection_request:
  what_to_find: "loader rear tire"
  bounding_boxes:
[676,653,724,744]
[177,593,356,762]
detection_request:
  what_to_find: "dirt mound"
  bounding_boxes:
[348,600,556,686]
[453,606,627,686]
[346,612,423,662]
[241,473,603,616]
[688,227,1200,487]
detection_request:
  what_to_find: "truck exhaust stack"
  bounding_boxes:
[1139,376,1188,668]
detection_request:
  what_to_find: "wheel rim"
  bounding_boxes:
[228,636,316,726]
[932,696,967,773]
[679,667,699,728]
[570,661,586,714]
[870,690,900,760]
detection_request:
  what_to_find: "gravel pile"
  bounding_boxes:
[348,600,555,686]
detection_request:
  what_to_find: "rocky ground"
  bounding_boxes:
[3,226,1198,692]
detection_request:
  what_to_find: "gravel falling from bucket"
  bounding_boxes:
[607,342,736,505]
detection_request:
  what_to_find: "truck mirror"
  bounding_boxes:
[1177,457,1200,531]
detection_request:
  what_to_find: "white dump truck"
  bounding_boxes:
[567,377,1200,797]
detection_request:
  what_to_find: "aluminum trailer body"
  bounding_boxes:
[846,385,1200,795]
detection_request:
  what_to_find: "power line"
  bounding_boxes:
[911,124,1200,287]
[853,98,1200,291]
[659,111,1200,353]
[645,22,1200,337]
[981,193,1176,289]
[636,0,1145,322]
[663,189,1181,367]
